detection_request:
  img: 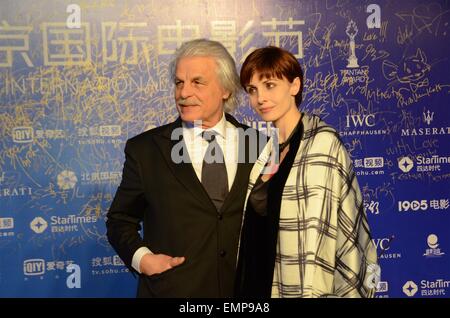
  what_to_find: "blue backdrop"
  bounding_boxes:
[0,0,449,297]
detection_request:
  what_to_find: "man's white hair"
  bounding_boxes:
[170,39,241,113]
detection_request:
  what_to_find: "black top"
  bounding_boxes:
[234,117,304,298]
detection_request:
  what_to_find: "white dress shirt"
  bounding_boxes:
[131,113,239,273]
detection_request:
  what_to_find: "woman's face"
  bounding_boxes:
[245,72,300,123]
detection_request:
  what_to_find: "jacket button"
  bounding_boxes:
[219,250,226,257]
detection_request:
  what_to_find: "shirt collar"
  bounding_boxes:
[182,113,227,140]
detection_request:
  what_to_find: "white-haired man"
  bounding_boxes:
[106,39,263,297]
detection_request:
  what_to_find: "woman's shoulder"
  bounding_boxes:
[301,113,341,145]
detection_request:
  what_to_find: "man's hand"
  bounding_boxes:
[139,253,185,276]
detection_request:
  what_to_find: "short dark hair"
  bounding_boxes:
[240,46,304,106]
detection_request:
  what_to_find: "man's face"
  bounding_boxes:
[175,56,230,128]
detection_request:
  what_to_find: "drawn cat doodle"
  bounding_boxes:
[382,48,431,84]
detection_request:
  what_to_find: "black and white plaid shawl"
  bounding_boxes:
[239,113,379,298]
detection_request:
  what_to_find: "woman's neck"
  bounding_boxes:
[274,107,302,143]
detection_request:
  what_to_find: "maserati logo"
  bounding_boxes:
[423,110,434,125]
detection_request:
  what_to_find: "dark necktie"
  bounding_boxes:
[201,131,229,211]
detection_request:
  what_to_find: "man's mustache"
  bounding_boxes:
[178,98,200,106]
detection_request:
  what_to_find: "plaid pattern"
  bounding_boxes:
[239,113,378,298]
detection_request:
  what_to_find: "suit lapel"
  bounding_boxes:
[152,114,266,214]
[220,113,266,214]
[153,118,213,208]
[220,129,250,213]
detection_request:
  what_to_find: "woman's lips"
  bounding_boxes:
[259,106,274,113]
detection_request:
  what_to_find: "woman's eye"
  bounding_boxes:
[266,82,275,89]
[247,87,256,94]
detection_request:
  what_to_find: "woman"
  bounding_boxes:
[235,46,378,298]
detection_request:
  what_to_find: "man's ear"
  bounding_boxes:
[223,91,231,100]
[290,77,301,96]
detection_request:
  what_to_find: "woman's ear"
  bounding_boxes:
[290,77,301,96]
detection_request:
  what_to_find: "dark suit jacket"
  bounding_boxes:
[106,113,263,297]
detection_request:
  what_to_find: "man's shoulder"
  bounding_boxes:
[225,113,266,138]
[232,123,268,145]
[126,121,175,146]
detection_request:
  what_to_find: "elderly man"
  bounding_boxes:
[106,39,262,297]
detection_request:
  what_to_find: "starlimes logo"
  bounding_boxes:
[403,281,418,297]
[57,170,78,190]
[30,217,48,234]
[398,157,414,173]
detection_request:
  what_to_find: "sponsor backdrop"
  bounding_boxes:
[0,0,449,297]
